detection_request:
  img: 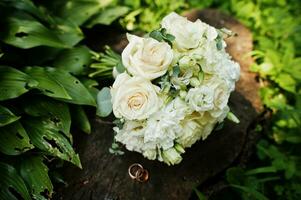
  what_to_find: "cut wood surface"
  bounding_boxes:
[55,9,262,200]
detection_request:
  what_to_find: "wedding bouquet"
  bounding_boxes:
[98,12,240,165]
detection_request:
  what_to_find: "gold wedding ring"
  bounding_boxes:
[128,163,149,182]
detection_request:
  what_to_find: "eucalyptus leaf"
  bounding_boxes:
[0,105,20,127]
[25,67,96,106]
[149,30,163,41]
[23,118,82,168]
[0,66,38,101]
[116,61,125,73]
[97,87,112,117]
[0,121,34,155]
[20,156,53,200]
[0,162,31,200]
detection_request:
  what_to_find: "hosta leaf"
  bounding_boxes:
[85,6,130,27]
[0,13,67,49]
[0,162,31,200]
[25,67,96,106]
[0,0,46,20]
[23,118,81,168]
[24,67,71,100]
[0,66,38,101]
[20,156,53,199]
[80,78,100,100]
[23,97,72,141]
[0,121,34,155]
[71,105,91,134]
[51,17,84,47]
[0,105,20,127]
[97,87,112,117]
[53,46,92,75]
[55,0,109,26]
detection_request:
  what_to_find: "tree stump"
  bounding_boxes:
[55,9,262,200]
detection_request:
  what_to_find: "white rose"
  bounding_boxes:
[161,12,206,51]
[111,73,162,120]
[122,34,173,80]
[186,86,214,112]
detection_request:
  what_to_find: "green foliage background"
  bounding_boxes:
[0,0,300,199]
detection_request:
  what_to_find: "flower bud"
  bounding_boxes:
[190,77,201,87]
[179,90,187,99]
[174,143,185,154]
[162,148,182,166]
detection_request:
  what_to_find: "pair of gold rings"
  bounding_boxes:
[128,163,149,182]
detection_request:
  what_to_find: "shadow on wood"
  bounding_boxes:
[54,9,262,200]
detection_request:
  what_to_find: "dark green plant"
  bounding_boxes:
[0,0,128,199]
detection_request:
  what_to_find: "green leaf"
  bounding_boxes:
[71,105,91,134]
[227,111,240,123]
[0,162,31,200]
[149,30,163,41]
[53,46,92,75]
[0,105,20,127]
[231,184,269,200]
[0,121,34,155]
[22,97,72,141]
[164,33,175,42]
[194,188,207,200]
[51,17,84,47]
[0,0,47,20]
[245,166,277,175]
[116,61,125,73]
[20,156,53,200]
[25,67,96,106]
[85,6,130,27]
[274,73,296,93]
[198,70,204,83]
[0,13,67,49]
[23,118,82,168]
[55,0,108,26]
[172,65,180,77]
[0,66,38,101]
[97,87,112,117]
[226,167,245,185]
[24,66,71,100]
